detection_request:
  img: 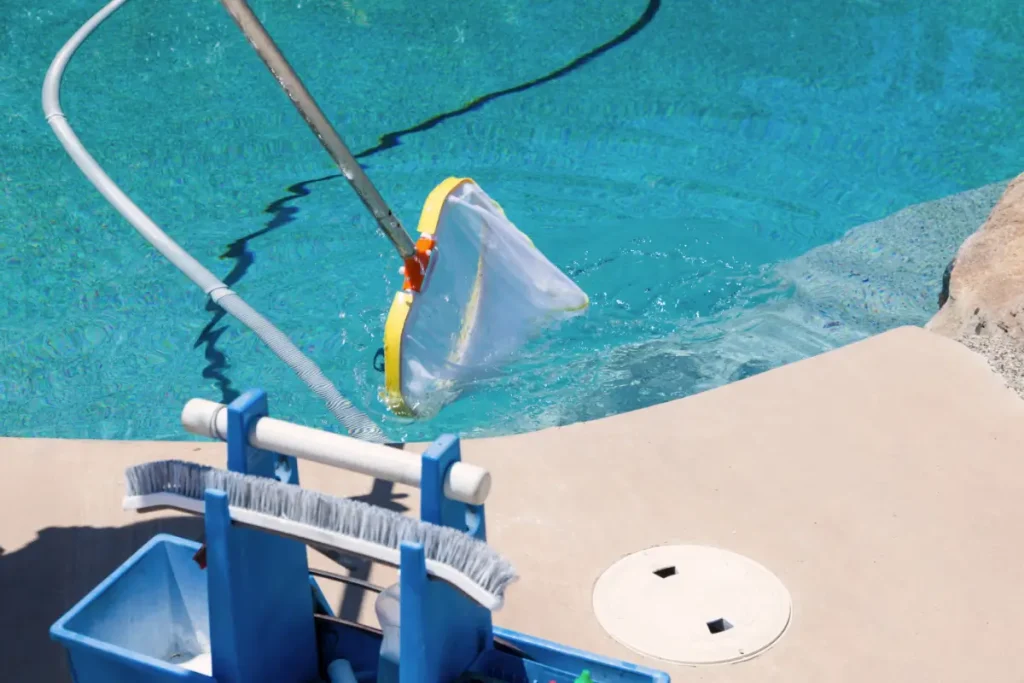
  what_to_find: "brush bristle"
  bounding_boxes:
[125,459,517,597]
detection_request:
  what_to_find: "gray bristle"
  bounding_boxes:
[125,460,518,597]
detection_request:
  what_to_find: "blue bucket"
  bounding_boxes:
[50,534,213,683]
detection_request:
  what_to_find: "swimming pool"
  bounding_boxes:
[3,0,1023,441]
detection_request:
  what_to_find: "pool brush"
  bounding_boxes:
[123,459,518,610]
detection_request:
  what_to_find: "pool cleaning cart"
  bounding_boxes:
[50,389,670,683]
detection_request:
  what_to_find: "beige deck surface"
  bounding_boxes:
[2,326,1023,682]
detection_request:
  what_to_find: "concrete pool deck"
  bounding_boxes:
[3,324,1024,682]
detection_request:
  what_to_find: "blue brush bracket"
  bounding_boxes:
[225,388,298,484]
[383,434,494,683]
[211,389,317,683]
[420,434,486,540]
[398,542,493,683]
[204,489,319,683]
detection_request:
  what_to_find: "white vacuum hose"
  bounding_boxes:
[42,0,385,442]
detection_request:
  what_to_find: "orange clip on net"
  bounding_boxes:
[402,234,435,292]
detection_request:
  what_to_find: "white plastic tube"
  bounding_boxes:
[42,0,222,296]
[41,0,385,442]
[326,659,358,683]
[181,398,491,505]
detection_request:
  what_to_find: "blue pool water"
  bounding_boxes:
[2,0,1023,440]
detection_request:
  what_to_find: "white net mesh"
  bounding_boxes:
[385,180,588,418]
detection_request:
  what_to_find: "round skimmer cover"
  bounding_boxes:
[592,545,791,665]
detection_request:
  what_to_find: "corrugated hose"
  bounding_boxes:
[42,0,386,443]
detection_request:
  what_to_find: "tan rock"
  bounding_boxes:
[927,172,1024,396]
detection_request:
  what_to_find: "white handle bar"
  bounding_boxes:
[181,399,490,505]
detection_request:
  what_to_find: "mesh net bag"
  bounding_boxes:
[383,178,589,418]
